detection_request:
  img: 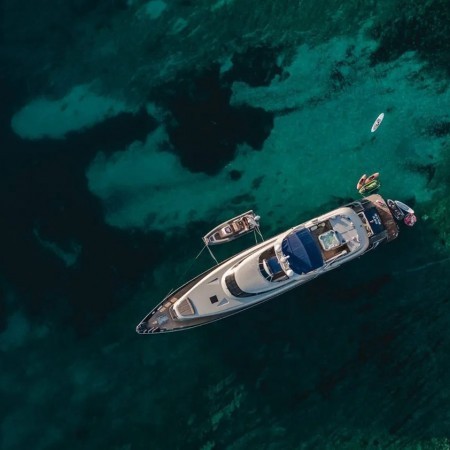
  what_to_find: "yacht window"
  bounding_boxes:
[225,273,256,298]
[259,260,271,280]
[169,306,178,319]
[209,295,219,304]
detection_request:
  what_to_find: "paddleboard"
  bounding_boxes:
[371,113,384,132]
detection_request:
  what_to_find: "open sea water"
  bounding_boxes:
[1,0,450,448]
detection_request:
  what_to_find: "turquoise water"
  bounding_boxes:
[1,0,450,448]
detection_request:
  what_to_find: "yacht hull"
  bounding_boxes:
[136,194,403,334]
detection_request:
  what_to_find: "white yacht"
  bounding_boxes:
[136,194,410,334]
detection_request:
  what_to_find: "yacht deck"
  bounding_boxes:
[309,213,360,261]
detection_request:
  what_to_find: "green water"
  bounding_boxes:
[1,0,450,448]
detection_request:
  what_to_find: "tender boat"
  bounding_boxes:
[387,199,405,220]
[136,194,412,334]
[387,199,417,227]
[202,210,261,245]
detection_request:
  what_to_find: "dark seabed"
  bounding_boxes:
[1,0,450,448]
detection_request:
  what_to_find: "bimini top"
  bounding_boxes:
[282,228,324,274]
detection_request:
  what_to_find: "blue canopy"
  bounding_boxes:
[281,229,323,274]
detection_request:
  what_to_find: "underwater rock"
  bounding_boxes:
[370,1,450,74]
[223,45,283,87]
[160,64,274,174]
